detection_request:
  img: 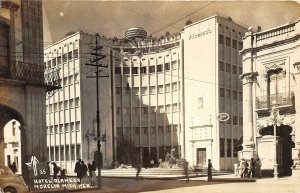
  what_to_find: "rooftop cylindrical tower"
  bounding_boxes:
[125,27,147,40]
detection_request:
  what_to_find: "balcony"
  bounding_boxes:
[256,92,295,115]
[0,61,61,91]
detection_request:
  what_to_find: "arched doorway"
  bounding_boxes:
[258,124,294,176]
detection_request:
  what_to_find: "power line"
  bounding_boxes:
[150,1,215,35]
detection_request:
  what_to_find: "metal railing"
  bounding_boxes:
[256,92,295,109]
[0,61,61,88]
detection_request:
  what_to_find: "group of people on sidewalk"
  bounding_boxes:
[74,159,97,186]
[235,158,262,178]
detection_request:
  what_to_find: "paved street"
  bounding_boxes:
[49,176,300,193]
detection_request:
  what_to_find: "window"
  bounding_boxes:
[70,123,75,132]
[239,41,243,50]
[226,37,231,47]
[74,74,79,82]
[123,67,130,74]
[233,116,238,125]
[239,67,243,75]
[232,65,237,74]
[232,39,237,49]
[116,87,122,94]
[134,127,140,134]
[141,67,147,74]
[166,125,171,133]
[165,84,170,93]
[143,127,148,134]
[226,63,231,73]
[75,122,80,131]
[226,89,231,99]
[132,67,138,74]
[172,82,177,91]
[219,88,225,97]
[220,138,225,157]
[132,107,139,115]
[150,106,156,114]
[219,61,224,71]
[165,105,171,113]
[239,92,243,101]
[158,85,163,93]
[226,115,231,124]
[239,117,243,126]
[233,91,237,100]
[149,66,155,73]
[65,124,69,133]
[172,61,177,70]
[150,127,156,134]
[173,125,178,133]
[219,34,224,44]
[62,53,67,63]
[227,139,232,157]
[142,107,148,114]
[157,106,164,114]
[149,86,156,94]
[157,65,162,72]
[50,126,53,134]
[233,139,238,157]
[57,56,62,65]
[165,63,170,71]
[123,108,130,115]
[69,99,74,108]
[68,51,72,60]
[73,49,78,59]
[117,127,122,135]
[52,58,57,67]
[116,107,121,115]
[172,103,177,112]
[55,125,58,134]
[158,126,164,133]
[64,101,68,109]
[115,67,121,74]
[140,87,146,95]
[124,127,131,135]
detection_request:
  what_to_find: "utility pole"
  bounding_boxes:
[85,33,108,189]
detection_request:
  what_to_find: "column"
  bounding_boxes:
[292,62,300,177]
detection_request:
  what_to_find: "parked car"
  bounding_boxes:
[0,165,29,193]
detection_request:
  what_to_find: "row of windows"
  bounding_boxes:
[47,121,80,134]
[45,49,79,68]
[218,24,243,35]
[115,60,179,75]
[47,98,80,113]
[219,88,242,101]
[220,138,239,157]
[116,83,179,95]
[122,51,178,63]
[62,74,79,86]
[116,104,180,115]
[219,35,243,50]
[219,115,243,126]
[48,144,80,161]
[219,61,242,75]
[117,124,181,135]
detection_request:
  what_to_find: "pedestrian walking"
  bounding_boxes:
[183,161,189,182]
[244,161,249,178]
[207,159,213,181]
[248,158,256,178]
[80,160,88,184]
[60,168,66,180]
[52,162,60,180]
[88,161,96,186]
[239,159,246,178]
[135,163,142,180]
[74,159,82,184]
[255,158,262,178]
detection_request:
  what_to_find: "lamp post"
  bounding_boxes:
[270,106,281,179]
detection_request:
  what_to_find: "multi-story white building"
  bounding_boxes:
[45,14,247,172]
[44,32,113,173]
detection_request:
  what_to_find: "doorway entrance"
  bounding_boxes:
[196,148,206,167]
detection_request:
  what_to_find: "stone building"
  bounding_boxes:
[240,19,300,177]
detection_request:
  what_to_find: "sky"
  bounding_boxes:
[43,1,300,45]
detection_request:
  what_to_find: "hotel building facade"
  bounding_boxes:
[240,19,300,177]
[45,14,247,172]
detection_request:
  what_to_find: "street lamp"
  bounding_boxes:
[269,105,282,179]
